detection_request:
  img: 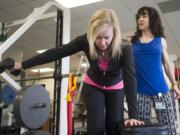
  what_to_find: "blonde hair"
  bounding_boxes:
[87,9,122,59]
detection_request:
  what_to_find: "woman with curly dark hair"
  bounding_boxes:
[131,6,180,135]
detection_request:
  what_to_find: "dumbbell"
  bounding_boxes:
[0,57,21,76]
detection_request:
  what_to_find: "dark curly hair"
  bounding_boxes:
[131,6,165,44]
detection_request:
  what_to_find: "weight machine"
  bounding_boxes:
[0,1,71,135]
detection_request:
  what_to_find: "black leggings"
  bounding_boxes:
[82,83,124,135]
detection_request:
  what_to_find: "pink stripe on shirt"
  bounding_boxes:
[83,74,124,90]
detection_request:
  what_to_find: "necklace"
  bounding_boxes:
[100,51,108,59]
[102,52,105,56]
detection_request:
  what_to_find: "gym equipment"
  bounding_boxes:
[1,57,14,70]
[22,130,51,135]
[0,22,8,42]
[0,84,50,129]
[118,123,168,135]
[0,125,20,135]
[0,57,21,76]
[0,1,70,135]
[0,85,16,105]
[10,68,21,76]
[13,85,50,129]
[0,63,5,73]
[73,127,87,135]
[0,103,8,109]
[0,57,14,73]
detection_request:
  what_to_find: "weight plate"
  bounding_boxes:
[14,85,50,129]
[0,85,16,105]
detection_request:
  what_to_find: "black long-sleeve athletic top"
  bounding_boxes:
[22,34,138,119]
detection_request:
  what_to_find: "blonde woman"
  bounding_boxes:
[12,9,143,135]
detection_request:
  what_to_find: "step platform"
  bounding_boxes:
[118,123,168,135]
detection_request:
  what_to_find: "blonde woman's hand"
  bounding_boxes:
[124,119,144,127]
[10,62,23,76]
[14,62,22,70]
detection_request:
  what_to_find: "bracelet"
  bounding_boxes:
[172,83,177,88]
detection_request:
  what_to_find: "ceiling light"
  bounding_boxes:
[54,0,103,8]
[31,68,54,73]
[36,49,47,54]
